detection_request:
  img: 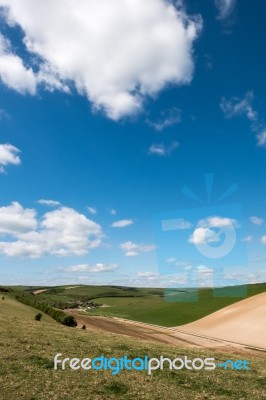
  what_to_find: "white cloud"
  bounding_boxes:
[221,92,266,148]
[137,271,159,279]
[206,216,238,228]
[87,206,97,215]
[0,202,37,235]
[147,107,181,131]
[189,227,219,245]
[224,270,266,284]
[189,216,238,245]
[214,0,236,20]
[0,0,202,120]
[120,241,155,256]
[0,33,37,94]
[220,92,257,121]
[58,263,118,273]
[249,216,263,225]
[0,203,102,258]
[112,219,133,228]
[148,141,179,156]
[196,265,213,275]
[111,271,188,288]
[196,265,213,287]
[257,130,266,147]
[0,143,21,173]
[38,199,61,207]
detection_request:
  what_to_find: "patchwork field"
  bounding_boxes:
[17,282,266,326]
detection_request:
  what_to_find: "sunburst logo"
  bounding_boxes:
[153,174,248,301]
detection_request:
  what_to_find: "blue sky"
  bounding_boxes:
[0,0,266,288]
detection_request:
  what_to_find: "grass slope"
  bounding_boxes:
[0,296,265,400]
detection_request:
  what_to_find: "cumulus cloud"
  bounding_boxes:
[0,203,102,257]
[249,216,263,225]
[0,202,37,235]
[148,141,179,156]
[38,199,61,207]
[147,107,181,131]
[58,263,118,273]
[205,216,238,228]
[0,33,37,94]
[189,227,219,245]
[120,241,155,256]
[220,92,257,121]
[189,216,238,244]
[112,219,133,228]
[214,0,236,20]
[0,0,202,120]
[0,143,21,173]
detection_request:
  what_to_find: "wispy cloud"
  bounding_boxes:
[57,263,118,274]
[146,108,181,131]
[161,218,191,231]
[87,206,97,215]
[0,108,10,120]
[261,236,266,245]
[220,92,257,121]
[214,0,236,20]
[250,216,264,225]
[220,92,266,147]
[256,130,266,147]
[0,143,21,173]
[148,141,179,157]
[112,219,133,228]
[242,235,253,242]
[120,241,155,256]
[38,199,61,207]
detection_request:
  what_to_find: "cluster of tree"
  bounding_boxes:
[0,286,11,293]
[16,295,77,327]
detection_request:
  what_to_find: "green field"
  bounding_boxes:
[13,282,266,327]
[1,295,265,400]
[84,283,266,326]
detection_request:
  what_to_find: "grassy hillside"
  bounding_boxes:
[0,296,265,400]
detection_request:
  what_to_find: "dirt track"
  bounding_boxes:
[65,309,266,356]
[32,289,49,295]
